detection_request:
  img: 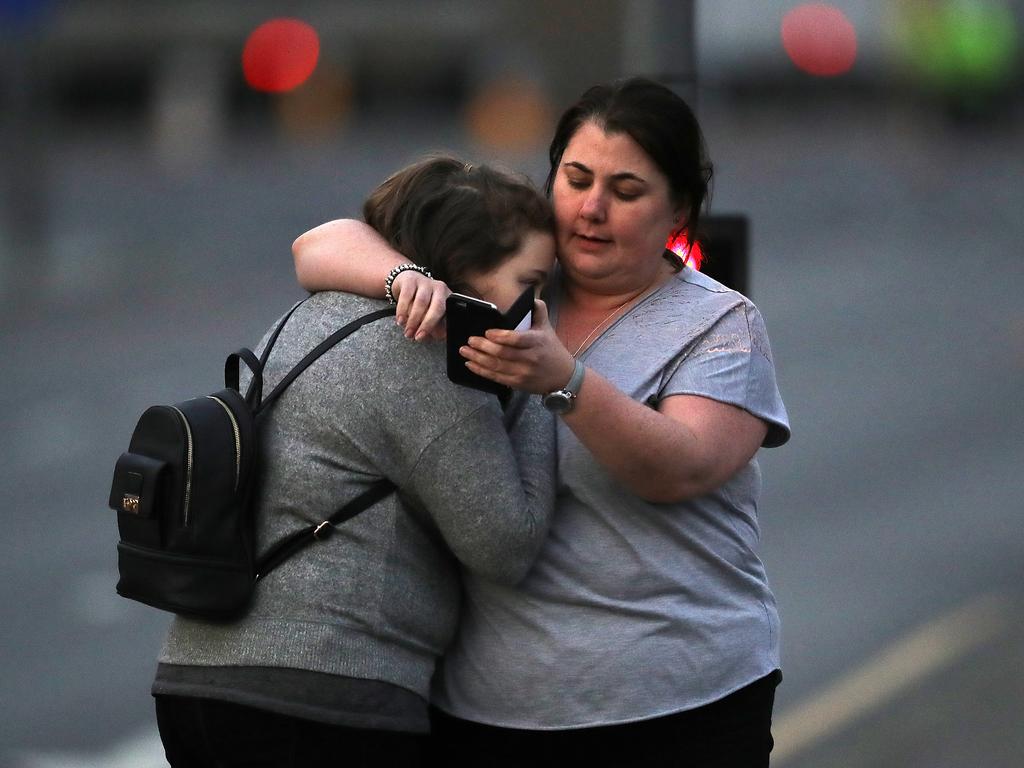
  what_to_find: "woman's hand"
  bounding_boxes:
[392,270,451,341]
[460,300,577,394]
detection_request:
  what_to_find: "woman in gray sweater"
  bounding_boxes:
[151,156,557,767]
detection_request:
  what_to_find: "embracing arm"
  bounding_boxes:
[293,219,399,295]
[459,301,767,503]
[292,219,450,339]
[404,396,556,584]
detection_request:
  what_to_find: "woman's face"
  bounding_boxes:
[552,120,681,294]
[464,230,555,312]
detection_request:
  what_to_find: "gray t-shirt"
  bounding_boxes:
[432,268,791,728]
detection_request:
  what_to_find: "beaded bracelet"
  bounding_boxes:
[384,263,432,304]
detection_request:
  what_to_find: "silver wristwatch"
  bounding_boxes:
[542,359,586,414]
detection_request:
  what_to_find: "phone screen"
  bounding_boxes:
[506,287,534,332]
[445,286,534,396]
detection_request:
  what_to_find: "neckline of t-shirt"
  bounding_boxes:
[572,270,685,361]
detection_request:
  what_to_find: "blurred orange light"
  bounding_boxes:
[274,64,355,141]
[781,3,858,77]
[465,78,552,152]
[242,19,320,93]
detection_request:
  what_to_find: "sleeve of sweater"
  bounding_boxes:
[403,392,556,586]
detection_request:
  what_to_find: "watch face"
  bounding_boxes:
[542,391,573,414]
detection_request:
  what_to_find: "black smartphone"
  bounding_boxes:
[446,286,535,396]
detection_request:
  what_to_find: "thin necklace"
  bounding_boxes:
[562,269,672,357]
[567,296,633,358]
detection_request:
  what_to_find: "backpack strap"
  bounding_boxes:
[225,297,310,409]
[248,302,400,579]
[260,297,309,366]
[254,478,397,581]
[254,305,397,416]
[225,349,264,408]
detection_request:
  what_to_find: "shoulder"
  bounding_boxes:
[673,268,746,309]
[674,270,776,336]
[618,270,784,372]
[262,291,443,385]
[270,293,502,437]
[294,291,391,333]
[632,269,748,337]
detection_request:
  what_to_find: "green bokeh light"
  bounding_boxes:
[902,0,1019,90]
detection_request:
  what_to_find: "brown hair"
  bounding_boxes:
[545,77,713,268]
[363,155,554,293]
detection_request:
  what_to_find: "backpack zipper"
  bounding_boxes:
[207,395,241,493]
[169,406,194,525]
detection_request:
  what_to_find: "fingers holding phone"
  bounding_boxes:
[445,286,536,397]
[467,300,577,395]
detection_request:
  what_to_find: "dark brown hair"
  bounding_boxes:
[363,155,554,293]
[545,77,713,265]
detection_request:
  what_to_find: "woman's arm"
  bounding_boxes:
[458,301,767,503]
[560,375,767,502]
[404,395,556,585]
[292,219,450,339]
[293,219,399,294]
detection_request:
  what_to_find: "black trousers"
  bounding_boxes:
[154,695,427,767]
[429,670,782,768]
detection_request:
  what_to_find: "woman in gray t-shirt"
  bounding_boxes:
[293,78,791,767]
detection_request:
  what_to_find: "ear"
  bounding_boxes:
[671,203,688,229]
[669,211,688,240]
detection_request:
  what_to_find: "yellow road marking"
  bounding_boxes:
[773,592,1013,764]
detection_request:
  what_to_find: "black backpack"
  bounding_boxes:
[108,299,397,621]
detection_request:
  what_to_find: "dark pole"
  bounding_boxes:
[621,0,751,296]
[621,0,697,106]
[1,2,50,307]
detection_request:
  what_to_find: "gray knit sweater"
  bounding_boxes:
[155,291,555,710]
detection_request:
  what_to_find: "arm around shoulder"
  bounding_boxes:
[292,219,403,294]
[292,218,452,341]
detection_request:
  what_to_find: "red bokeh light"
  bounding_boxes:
[667,231,704,271]
[242,19,320,93]
[781,3,858,77]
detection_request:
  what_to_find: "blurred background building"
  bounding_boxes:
[2,0,1022,292]
[1,2,1023,766]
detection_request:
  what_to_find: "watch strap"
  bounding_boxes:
[563,358,586,397]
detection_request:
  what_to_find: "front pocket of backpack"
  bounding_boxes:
[110,452,167,547]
